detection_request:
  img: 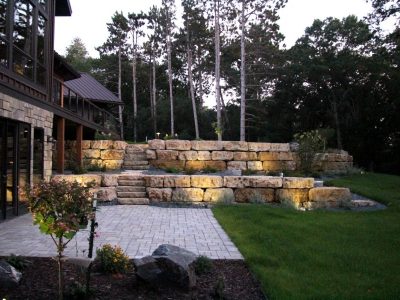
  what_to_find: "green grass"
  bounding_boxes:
[212,173,400,299]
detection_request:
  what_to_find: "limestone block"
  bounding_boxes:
[146,149,157,160]
[166,140,192,151]
[91,187,117,202]
[204,188,234,202]
[102,160,123,170]
[52,174,102,187]
[303,201,344,210]
[283,177,314,189]
[83,149,101,159]
[163,175,191,188]
[172,188,204,202]
[222,141,248,151]
[224,176,252,188]
[233,152,258,161]
[258,152,294,161]
[276,189,309,208]
[249,176,283,188]
[178,151,198,161]
[234,188,275,203]
[83,159,102,169]
[148,139,166,150]
[191,175,223,188]
[91,140,114,150]
[204,161,226,171]
[197,151,211,161]
[247,161,263,171]
[101,174,119,187]
[82,141,91,149]
[156,150,179,160]
[185,161,205,170]
[309,187,351,203]
[101,150,125,160]
[227,161,247,170]
[211,151,234,161]
[263,161,296,171]
[248,142,272,152]
[144,175,165,188]
[151,160,185,170]
[113,141,127,150]
[147,188,173,202]
[269,143,290,152]
[191,140,223,151]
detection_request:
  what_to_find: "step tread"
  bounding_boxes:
[117,192,147,198]
[118,180,146,186]
[123,166,150,170]
[123,160,149,166]
[116,186,146,192]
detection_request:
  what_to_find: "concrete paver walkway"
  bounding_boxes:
[0,206,243,260]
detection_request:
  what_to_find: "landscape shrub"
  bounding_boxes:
[294,130,326,175]
[194,255,213,275]
[96,244,130,274]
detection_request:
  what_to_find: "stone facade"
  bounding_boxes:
[0,92,53,181]
[147,139,353,174]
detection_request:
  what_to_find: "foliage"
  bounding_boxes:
[25,180,94,300]
[202,166,218,173]
[213,173,400,298]
[65,37,92,73]
[86,161,107,172]
[94,131,113,141]
[294,130,326,174]
[72,164,88,175]
[184,167,196,175]
[213,277,225,300]
[95,244,131,274]
[194,255,213,275]
[242,169,257,176]
[164,167,182,174]
[6,254,32,271]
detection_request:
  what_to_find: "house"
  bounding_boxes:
[0,0,122,220]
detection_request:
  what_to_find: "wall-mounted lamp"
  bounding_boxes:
[47,136,56,144]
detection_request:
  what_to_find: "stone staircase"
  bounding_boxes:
[123,144,149,170]
[117,175,149,205]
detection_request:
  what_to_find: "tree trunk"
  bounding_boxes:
[214,0,222,141]
[239,0,246,141]
[197,49,204,108]
[332,96,343,150]
[57,237,64,300]
[132,31,138,142]
[149,53,154,136]
[152,57,158,136]
[187,34,200,139]
[166,9,174,136]
[118,47,124,139]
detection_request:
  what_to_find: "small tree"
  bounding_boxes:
[294,130,326,175]
[25,180,94,300]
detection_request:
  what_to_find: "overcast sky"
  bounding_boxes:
[54,0,376,57]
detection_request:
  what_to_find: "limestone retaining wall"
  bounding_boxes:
[147,139,353,174]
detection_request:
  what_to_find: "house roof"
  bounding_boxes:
[54,52,81,81]
[64,73,122,104]
[55,0,72,16]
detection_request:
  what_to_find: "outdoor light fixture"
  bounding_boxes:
[156,132,160,138]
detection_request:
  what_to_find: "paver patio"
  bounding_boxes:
[0,205,243,260]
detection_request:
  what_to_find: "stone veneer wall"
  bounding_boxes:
[146,139,353,174]
[53,140,130,170]
[0,92,53,181]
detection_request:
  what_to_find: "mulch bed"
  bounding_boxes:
[1,257,265,300]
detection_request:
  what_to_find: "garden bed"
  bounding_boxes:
[1,257,265,300]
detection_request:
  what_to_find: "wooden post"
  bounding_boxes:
[76,124,83,168]
[57,118,65,174]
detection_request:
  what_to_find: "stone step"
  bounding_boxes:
[124,153,147,160]
[118,179,145,186]
[118,198,149,205]
[123,160,149,166]
[117,192,147,198]
[116,186,146,192]
[123,165,150,170]
[118,175,145,180]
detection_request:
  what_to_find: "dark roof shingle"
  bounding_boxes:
[64,73,121,104]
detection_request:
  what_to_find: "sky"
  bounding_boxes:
[54,0,377,58]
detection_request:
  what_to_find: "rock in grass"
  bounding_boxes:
[0,259,22,288]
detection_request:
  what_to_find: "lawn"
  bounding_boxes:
[212,173,400,299]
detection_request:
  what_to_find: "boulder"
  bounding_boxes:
[276,189,309,208]
[308,187,351,203]
[185,161,206,170]
[227,161,247,170]
[258,152,294,161]
[224,176,252,188]
[211,151,234,161]
[247,161,263,171]
[102,160,123,170]
[203,188,234,202]
[52,174,102,187]
[147,188,173,202]
[100,150,125,160]
[283,177,314,189]
[83,149,101,159]
[148,139,166,150]
[164,175,191,188]
[249,176,283,188]
[91,140,113,150]
[263,161,296,171]
[0,260,22,288]
[156,150,179,160]
[233,152,258,161]
[197,151,211,161]
[191,140,223,151]
[151,160,185,170]
[204,161,226,171]
[222,141,248,151]
[191,175,223,188]
[166,140,192,151]
[144,175,165,188]
[82,140,91,149]
[146,149,157,160]
[234,188,275,203]
[113,141,127,150]
[248,142,272,152]
[91,187,117,202]
[269,143,290,152]
[178,151,199,161]
[134,245,197,290]
[172,188,204,202]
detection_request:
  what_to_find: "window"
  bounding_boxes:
[0,0,49,87]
